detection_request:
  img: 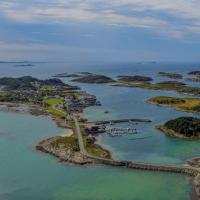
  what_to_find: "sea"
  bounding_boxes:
[0,61,199,200]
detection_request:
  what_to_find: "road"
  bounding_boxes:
[73,116,87,155]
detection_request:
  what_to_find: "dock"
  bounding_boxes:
[87,118,151,125]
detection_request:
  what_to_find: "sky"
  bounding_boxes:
[1,0,200,62]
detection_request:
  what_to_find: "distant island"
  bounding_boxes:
[117,75,153,82]
[14,64,34,67]
[0,61,32,64]
[157,117,200,140]
[147,96,200,114]
[186,71,200,82]
[53,72,94,78]
[65,72,200,96]
[188,71,200,76]
[53,73,69,78]
[158,72,183,79]
[72,74,114,84]
[112,80,200,96]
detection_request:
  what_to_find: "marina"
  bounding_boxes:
[106,127,140,137]
[87,118,152,125]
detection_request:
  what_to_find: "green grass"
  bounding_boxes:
[43,98,66,117]
[50,136,79,151]
[115,80,200,96]
[83,136,110,158]
[148,96,200,114]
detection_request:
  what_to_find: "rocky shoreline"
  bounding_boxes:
[36,136,93,165]
[147,100,200,115]
[156,125,200,141]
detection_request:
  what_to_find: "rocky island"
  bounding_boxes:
[158,72,183,79]
[157,117,200,140]
[147,96,200,114]
[113,80,200,96]
[186,71,200,82]
[72,74,114,84]
[117,75,153,82]
[188,71,200,76]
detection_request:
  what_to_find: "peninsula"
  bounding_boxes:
[147,96,200,114]
[0,76,110,159]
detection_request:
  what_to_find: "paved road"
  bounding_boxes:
[73,116,87,155]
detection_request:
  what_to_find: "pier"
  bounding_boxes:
[106,127,139,137]
[87,118,151,125]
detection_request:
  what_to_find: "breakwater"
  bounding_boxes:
[87,155,199,177]
[88,118,152,125]
[87,155,200,199]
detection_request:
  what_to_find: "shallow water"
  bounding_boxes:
[0,112,193,200]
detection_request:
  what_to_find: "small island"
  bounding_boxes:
[113,80,200,96]
[147,96,200,114]
[186,71,200,82]
[158,72,183,79]
[188,71,200,76]
[117,75,153,82]
[52,72,69,78]
[157,117,200,140]
[72,74,114,84]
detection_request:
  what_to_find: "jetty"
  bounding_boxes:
[87,118,151,125]
[106,127,139,137]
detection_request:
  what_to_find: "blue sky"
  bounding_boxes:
[1,0,200,62]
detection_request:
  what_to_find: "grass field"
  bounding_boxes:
[148,96,200,114]
[43,98,66,117]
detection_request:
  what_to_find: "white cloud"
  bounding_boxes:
[0,0,200,39]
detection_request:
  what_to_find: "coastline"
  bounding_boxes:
[146,100,200,115]
[156,125,200,141]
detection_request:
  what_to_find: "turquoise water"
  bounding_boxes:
[0,62,199,199]
[0,112,193,200]
[82,84,200,164]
